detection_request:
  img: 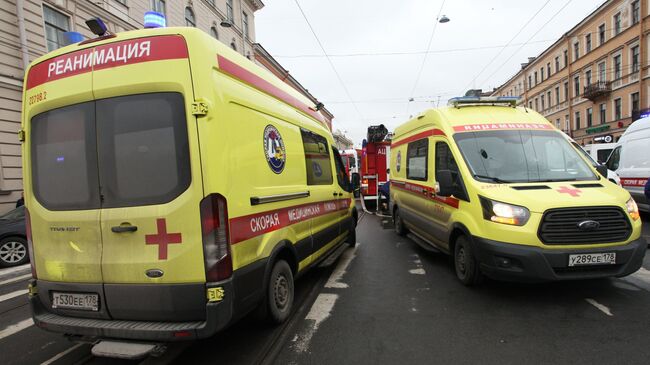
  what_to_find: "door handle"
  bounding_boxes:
[111,225,138,233]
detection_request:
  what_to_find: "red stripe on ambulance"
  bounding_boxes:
[217,55,327,124]
[391,128,446,148]
[229,198,351,244]
[620,178,649,187]
[452,123,553,132]
[26,35,188,90]
[391,180,460,209]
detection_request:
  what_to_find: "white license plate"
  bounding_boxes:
[52,292,99,311]
[568,253,616,267]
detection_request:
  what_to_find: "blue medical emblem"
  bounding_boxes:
[263,125,286,174]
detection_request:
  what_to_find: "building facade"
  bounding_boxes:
[492,0,649,146]
[0,0,265,212]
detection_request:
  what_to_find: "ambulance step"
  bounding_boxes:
[406,233,441,253]
[91,340,161,360]
[319,243,349,267]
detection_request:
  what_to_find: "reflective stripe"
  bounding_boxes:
[391,180,460,209]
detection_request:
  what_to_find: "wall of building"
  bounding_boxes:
[493,0,649,146]
[0,0,262,213]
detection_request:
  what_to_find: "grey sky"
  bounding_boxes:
[255,0,602,146]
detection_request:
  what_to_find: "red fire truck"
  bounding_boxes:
[359,125,390,212]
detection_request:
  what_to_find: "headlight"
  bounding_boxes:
[480,197,530,226]
[626,198,640,221]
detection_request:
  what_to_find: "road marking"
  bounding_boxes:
[40,343,84,365]
[325,247,356,289]
[585,298,613,316]
[0,273,32,286]
[0,318,33,339]
[0,289,28,303]
[0,264,30,279]
[292,293,338,353]
[408,253,426,275]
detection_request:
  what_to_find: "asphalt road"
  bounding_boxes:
[0,211,648,364]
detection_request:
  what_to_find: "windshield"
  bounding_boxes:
[454,130,597,183]
[571,142,598,167]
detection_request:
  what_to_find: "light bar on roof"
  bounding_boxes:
[448,96,520,108]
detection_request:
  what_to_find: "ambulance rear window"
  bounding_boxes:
[96,93,190,208]
[31,102,101,210]
[31,93,190,211]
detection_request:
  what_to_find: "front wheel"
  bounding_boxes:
[260,260,294,325]
[454,236,483,286]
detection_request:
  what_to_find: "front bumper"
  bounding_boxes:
[29,280,234,342]
[472,236,646,282]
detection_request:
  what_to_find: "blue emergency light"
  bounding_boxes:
[63,31,84,45]
[144,11,166,28]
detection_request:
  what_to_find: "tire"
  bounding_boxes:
[345,218,357,247]
[259,260,294,325]
[0,236,28,268]
[454,236,483,286]
[394,208,407,236]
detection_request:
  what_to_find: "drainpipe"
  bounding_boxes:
[16,0,30,71]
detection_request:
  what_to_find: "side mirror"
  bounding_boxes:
[351,173,361,192]
[436,170,454,197]
[595,164,608,178]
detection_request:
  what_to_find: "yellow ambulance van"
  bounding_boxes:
[21,25,357,348]
[390,97,644,285]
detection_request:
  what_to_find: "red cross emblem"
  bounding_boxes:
[145,218,182,260]
[556,186,582,197]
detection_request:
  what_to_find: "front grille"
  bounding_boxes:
[538,206,632,245]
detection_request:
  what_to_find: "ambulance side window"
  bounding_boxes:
[406,138,428,181]
[332,148,350,192]
[300,129,333,185]
[435,142,468,201]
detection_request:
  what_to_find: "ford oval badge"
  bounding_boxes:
[577,220,600,231]
[146,269,164,278]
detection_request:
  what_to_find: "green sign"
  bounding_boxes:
[585,124,610,134]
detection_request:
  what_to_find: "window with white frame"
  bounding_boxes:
[585,69,592,86]
[185,7,195,27]
[573,42,580,60]
[585,33,591,53]
[631,92,640,115]
[614,13,621,36]
[632,0,640,25]
[151,0,165,15]
[614,98,622,120]
[227,0,234,21]
[632,45,640,72]
[613,54,621,80]
[242,12,249,39]
[43,6,70,52]
[598,24,606,45]
[598,61,606,81]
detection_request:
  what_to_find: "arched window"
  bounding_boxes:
[210,26,218,40]
[185,7,195,27]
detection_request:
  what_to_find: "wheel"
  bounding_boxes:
[345,218,357,247]
[394,208,407,236]
[0,236,28,267]
[259,260,294,325]
[454,236,483,286]
[363,198,377,211]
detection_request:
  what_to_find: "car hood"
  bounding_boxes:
[474,179,631,213]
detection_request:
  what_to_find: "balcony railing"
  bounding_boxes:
[583,81,611,100]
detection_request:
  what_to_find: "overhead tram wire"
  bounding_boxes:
[478,0,576,91]
[406,0,446,114]
[461,0,552,94]
[292,0,362,119]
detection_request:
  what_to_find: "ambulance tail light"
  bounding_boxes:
[25,207,37,279]
[200,194,232,282]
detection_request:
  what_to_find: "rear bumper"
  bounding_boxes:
[29,280,234,341]
[472,236,646,282]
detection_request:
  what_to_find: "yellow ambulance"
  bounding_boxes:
[390,97,644,285]
[22,25,357,346]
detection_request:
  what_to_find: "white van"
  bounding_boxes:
[606,118,650,212]
[583,143,616,164]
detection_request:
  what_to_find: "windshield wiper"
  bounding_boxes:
[535,178,579,182]
[473,174,512,184]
